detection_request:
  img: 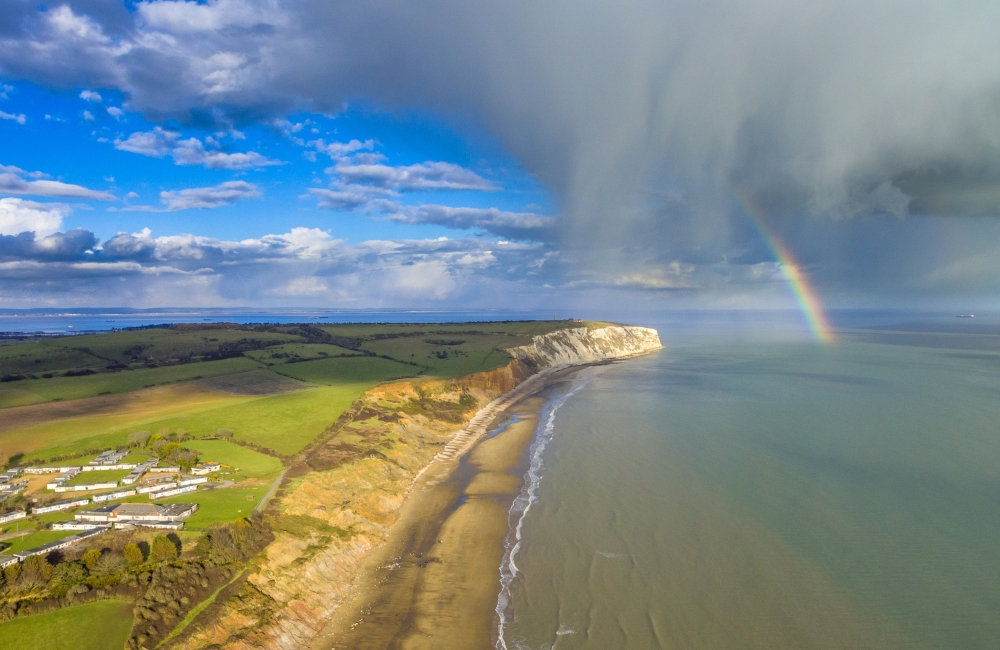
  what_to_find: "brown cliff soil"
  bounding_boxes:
[168,361,534,650]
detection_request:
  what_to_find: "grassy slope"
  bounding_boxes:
[0,530,76,555]
[271,355,417,385]
[184,440,283,479]
[0,600,134,650]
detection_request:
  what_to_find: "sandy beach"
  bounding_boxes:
[310,369,583,650]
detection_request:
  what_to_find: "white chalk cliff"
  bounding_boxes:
[507,325,662,368]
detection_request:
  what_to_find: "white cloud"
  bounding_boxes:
[0,111,26,125]
[284,276,328,295]
[0,165,115,200]
[82,110,94,121]
[311,138,375,159]
[114,128,281,169]
[158,181,261,211]
[0,84,13,100]
[0,198,70,236]
[307,187,384,211]
[107,106,124,120]
[79,89,102,102]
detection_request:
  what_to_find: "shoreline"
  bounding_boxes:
[310,365,587,649]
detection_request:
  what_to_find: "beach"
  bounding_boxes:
[310,370,582,649]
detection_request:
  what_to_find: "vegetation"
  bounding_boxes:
[0,600,134,650]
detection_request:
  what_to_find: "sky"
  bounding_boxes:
[2,1,1000,313]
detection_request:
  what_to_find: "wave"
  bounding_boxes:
[494,376,588,650]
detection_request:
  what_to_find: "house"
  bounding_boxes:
[51,521,105,531]
[148,465,181,473]
[150,485,198,500]
[53,482,119,493]
[190,462,221,475]
[0,510,27,524]
[92,489,137,503]
[178,477,208,487]
[137,482,178,494]
[88,450,128,466]
[121,461,157,485]
[33,498,90,514]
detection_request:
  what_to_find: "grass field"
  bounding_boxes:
[0,356,264,409]
[64,469,130,486]
[0,600,134,650]
[245,342,360,364]
[271,355,416,385]
[185,440,282,479]
[134,384,379,455]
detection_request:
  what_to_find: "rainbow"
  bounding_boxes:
[732,189,835,344]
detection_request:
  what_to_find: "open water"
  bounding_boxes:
[497,315,1000,649]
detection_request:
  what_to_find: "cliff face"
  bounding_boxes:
[508,325,663,367]
[172,325,660,650]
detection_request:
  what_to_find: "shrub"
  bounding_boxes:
[151,536,177,563]
[124,543,144,568]
[82,549,102,570]
[216,428,234,440]
[19,555,53,588]
[91,552,128,577]
[4,563,20,584]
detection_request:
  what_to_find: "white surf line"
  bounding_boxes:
[494,378,587,650]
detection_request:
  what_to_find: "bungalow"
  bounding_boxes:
[88,450,128,466]
[137,482,178,494]
[24,466,80,475]
[121,461,157,485]
[92,489,137,503]
[53,482,119,493]
[0,510,27,524]
[33,498,90,514]
[148,465,181,473]
[190,462,221,475]
[150,485,198,500]
[81,463,137,472]
[178,477,208,487]
[51,521,105,531]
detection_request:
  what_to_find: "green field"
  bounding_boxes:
[64,469,130,486]
[245,342,360,364]
[0,356,263,409]
[0,600,134,650]
[134,384,381,455]
[271,355,416,385]
[185,440,282,479]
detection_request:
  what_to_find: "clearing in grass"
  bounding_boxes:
[0,599,134,650]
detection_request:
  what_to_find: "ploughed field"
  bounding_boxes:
[0,320,584,648]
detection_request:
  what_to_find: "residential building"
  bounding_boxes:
[33,498,89,514]
[190,462,221,475]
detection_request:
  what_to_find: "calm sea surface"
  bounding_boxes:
[498,322,1000,649]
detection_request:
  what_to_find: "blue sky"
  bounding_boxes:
[3,1,1000,312]
[1,81,553,243]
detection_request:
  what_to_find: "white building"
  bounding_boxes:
[137,482,177,494]
[75,502,197,523]
[33,498,89,514]
[92,489,137,503]
[0,510,27,524]
[190,462,221,475]
[150,485,198,500]
[178,477,208,487]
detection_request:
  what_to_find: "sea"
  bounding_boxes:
[496,311,1000,649]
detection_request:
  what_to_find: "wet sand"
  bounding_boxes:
[311,371,580,650]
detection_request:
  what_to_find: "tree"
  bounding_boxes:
[4,563,20,585]
[216,428,234,440]
[150,536,177,563]
[19,555,53,587]
[127,431,151,448]
[123,543,144,568]
[91,552,128,577]
[81,549,102,570]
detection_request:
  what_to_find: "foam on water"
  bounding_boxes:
[494,377,587,650]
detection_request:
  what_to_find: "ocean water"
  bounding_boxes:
[497,323,1000,649]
